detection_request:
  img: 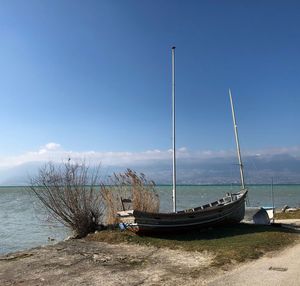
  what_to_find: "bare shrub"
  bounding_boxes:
[29,161,104,238]
[101,169,159,224]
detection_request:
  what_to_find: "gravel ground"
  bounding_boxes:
[1,220,299,286]
[0,239,218,286]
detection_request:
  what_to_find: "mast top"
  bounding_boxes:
[172,46,176,50]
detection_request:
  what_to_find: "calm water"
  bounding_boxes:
[1,185,300,255]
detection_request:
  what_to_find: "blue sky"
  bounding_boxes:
[1,0,300,174]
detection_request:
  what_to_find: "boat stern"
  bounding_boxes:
[117,210,139,233]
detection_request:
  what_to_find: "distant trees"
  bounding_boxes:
[29,162,159,237]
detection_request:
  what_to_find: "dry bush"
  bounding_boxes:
[101,169,159,225]
[29,161,104,238]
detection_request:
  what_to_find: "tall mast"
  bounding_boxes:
[229,89,245,190]
[172,47,177,212]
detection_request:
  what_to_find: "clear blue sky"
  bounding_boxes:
[1,0,300,158]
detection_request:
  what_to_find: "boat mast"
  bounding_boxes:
[172,47,177,212]
[229,89,245,190]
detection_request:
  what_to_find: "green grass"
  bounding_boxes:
[87,223,299,267]
[274,209,300,219]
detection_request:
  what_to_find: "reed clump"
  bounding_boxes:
[101,169,159,225]
[29,163,159,236]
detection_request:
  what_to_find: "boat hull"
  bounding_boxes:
[117,189,248,235]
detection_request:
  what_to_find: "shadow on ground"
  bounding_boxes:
[138,223,298,241]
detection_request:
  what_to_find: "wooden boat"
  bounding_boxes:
[118,190,247,235]
[117,47,248,235]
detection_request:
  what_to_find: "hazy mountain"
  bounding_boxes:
[1,153,300,185]
[0,162,42,186]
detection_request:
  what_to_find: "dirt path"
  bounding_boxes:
[206,242,300,286]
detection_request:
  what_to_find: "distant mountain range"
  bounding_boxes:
[1,153,300,185]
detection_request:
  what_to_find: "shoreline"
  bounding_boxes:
[1,236,300,286]
[1,186,299,256]
[1,221,300,286]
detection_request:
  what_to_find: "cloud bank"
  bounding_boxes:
[1,142,300,185]
[0,142,229,168]
[1,142,300,168]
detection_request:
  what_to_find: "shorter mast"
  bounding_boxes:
[229,89,245,190]
[172,47,177,212]
[271,177,275,222]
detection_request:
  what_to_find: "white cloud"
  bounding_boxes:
[178,147,187,152]
[0,142,300,169]
[38,142,62,154]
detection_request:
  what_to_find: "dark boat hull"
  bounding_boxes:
[117,189,248,235]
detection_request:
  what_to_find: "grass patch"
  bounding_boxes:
[87,223,299,267]
[274,209,300,219]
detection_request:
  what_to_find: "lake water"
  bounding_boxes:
[1,185,300,255]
